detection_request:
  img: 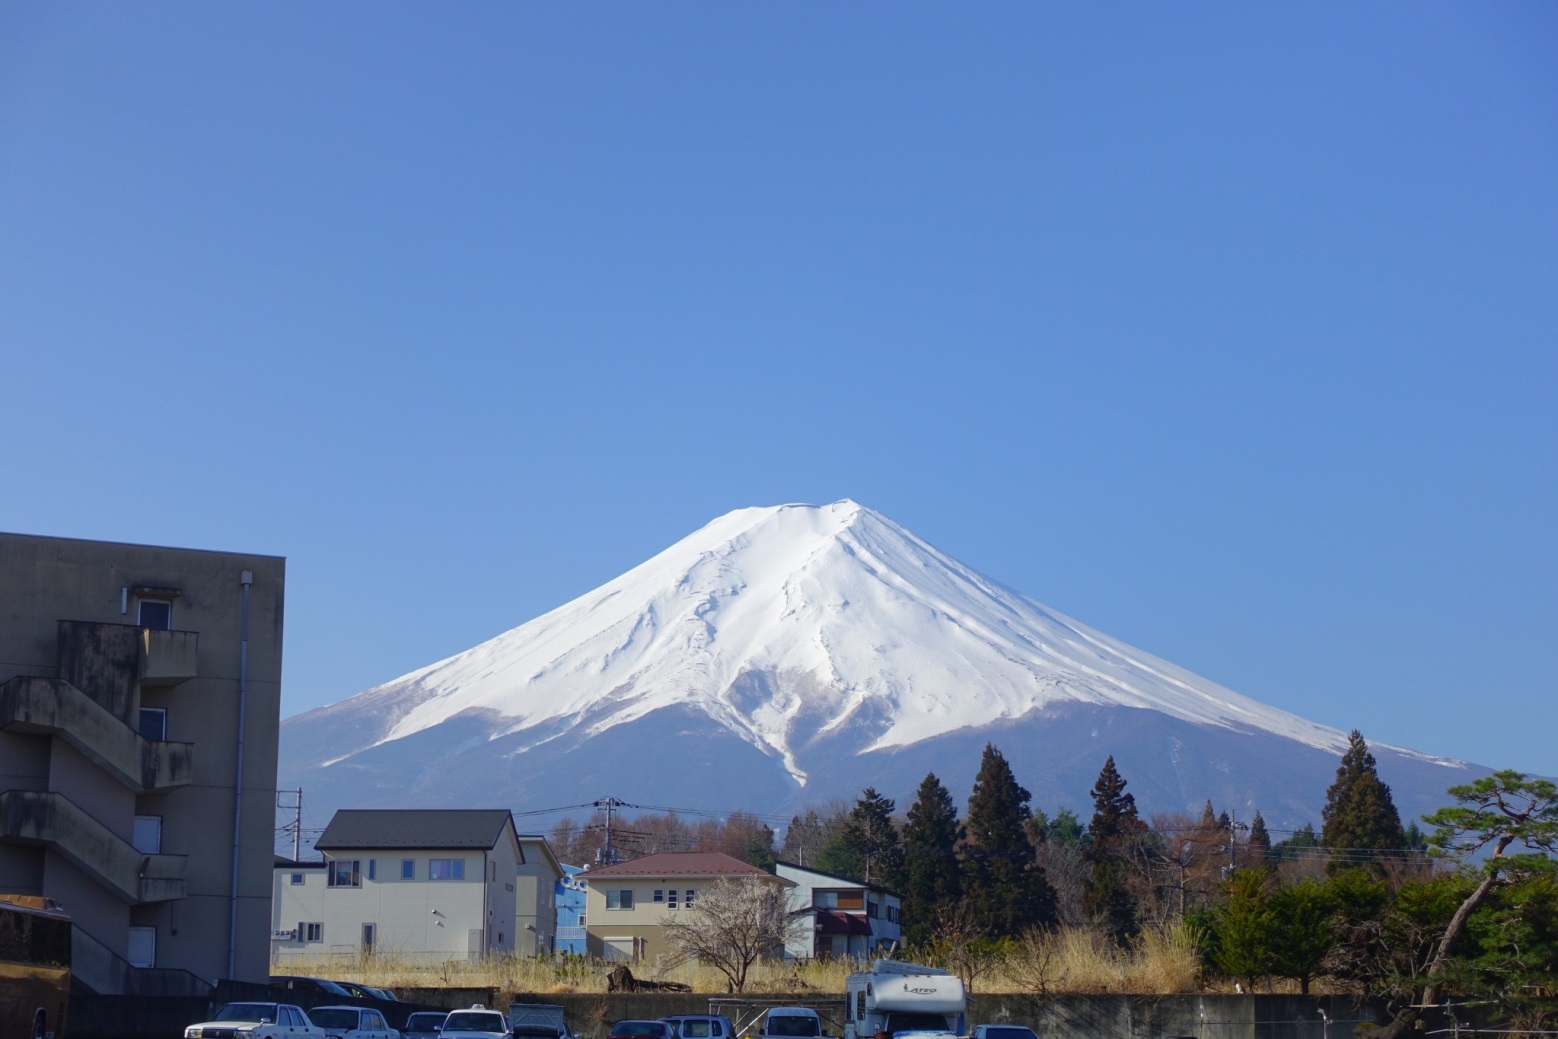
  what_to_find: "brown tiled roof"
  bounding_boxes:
[582,851,778,879]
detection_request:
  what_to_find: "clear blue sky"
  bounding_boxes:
[4,4,1554,780]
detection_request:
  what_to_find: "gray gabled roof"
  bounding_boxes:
[316,809,519,853]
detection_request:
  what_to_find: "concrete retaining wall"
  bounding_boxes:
[69,989,1424,1039]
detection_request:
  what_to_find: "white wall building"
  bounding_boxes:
[515,834,564,956]
[272,809,528,965]
[775,860,901,959]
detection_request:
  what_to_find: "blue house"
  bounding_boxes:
[554,864,588,956]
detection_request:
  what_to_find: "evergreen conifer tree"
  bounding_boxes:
[962,743,1057,935]
[1321,730,1406,872]
[1084,756,1145,943]
[1248,811,1272,866]
[901,772,962,948]
[840,788,904,890]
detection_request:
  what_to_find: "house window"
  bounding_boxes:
[368,859,377,881]
[685,888,696,906]
[491,862,497,882]
[290,873,303,885]
[138,708,167,741]
[668,889,679,909]
[653,889,664,903]
[300,922,323,942]
[867,900,879,919]
[132,816,161,854]
[430,858,465,880]
[328,860,361,887]
[816,891,838,909]
[362,923,376,952]
[138,600,173,630]
[402,859,415,880]
[605,889,634,910]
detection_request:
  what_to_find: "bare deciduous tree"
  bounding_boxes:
[659,876,806,992]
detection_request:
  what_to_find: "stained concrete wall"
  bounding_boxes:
[0,531,285,989]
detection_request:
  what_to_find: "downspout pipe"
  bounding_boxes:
[228,569,252,981]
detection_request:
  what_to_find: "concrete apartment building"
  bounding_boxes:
[0,532,284,994]
[272,809,527,965]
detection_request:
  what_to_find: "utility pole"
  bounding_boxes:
[596,797,625,865]
[276,787,304,859]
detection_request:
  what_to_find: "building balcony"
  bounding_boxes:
[0,790,187,904]
[556,926,587,941]
[139,628,198,687]
[0,677,192,791]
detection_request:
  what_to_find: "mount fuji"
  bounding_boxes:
[278,500,1476,832]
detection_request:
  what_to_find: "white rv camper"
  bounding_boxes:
[844,960,967,1039]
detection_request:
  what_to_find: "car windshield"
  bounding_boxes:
[309,1010,362,1029]
[445,1013,507,1032]
[612,1024,667,1037]
[676,1023,712,1037]
[886,1017,952,1035]
[214,1005,278,1023]
[408,1015,448,1031]
[767,1019,819,1037]
[981,1030,1036,1039]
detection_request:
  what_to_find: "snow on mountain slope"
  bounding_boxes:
[305,500,1443,787]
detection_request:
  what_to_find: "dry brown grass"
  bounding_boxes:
[272,924,1203,996]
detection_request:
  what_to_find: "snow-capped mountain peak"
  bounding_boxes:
[322,499,1357,785]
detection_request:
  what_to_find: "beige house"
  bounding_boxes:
[516,834,564,956]
[580,851,792,963]
[0,532,285,994]
[272,809,539,965]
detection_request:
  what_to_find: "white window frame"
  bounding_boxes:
[605,889,634,910]
[430,858,465,880]
[327,859,361,888]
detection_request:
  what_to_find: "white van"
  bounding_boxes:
[757,1009,823,1039]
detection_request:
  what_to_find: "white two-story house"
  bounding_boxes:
[775,860,901,959]
[272,809,527,965]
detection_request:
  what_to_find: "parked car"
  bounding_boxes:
[661,1017,736,1039]
[366,987,400,1002]
[271,976,358,999]
[308,1006,400,1039]
[608,1022,677,1039]
[758,1010,823,1039]
[185,1002,324,1039]
[508,1004,573,1039]
[440,1007,512,1039]
[402,1013,448,1039]
[970,1028,1037,1039]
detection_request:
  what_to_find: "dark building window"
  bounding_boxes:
[138,600,172,630]
[139,708,167,741]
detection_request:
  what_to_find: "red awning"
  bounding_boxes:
[814,910,873,936]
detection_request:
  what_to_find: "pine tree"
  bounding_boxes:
[1321,730,1406,872]
[901,772,962,948]
[1248,811,1272,867]
[1084,756,1145,943]
[1046,808,1085,847]
[839,788,904,890]
[962,743,1057,935]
